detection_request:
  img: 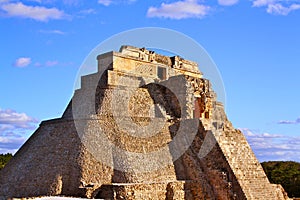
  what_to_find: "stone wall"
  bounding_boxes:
[0,45,290,199]
[0,120,84,198]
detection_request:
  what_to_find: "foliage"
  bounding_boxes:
[0,153,13,170]
[261,161,300,198]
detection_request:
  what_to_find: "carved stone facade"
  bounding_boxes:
[0,46,290,199]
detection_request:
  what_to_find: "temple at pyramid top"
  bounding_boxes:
[96,45,203,80]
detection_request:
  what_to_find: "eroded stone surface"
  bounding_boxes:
[0,46,290,200]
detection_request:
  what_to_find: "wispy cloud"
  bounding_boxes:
[34,60,74,67]
[14,57,31,68]
[61,0,80,6]
[78,8,96,15]
[25,0,42,3]
[147,0,210,19]
[252,0,300,15]
[34,60,59,67]
[240,128,300,162]
[14,57,63,68]
[98,0,112,6]
[0,2,67,21]
[39,29,66,35]
[45,60,58,66]
[24,0,81,6]
[252,0,275,7]
[0,108,38,129]
[218,0,239,6]
[278,117,300,124]
[0,136,26,154]
[97,0,136,6]
[0,108,38,154]
[242,128,282,138]
[267,3,300,15]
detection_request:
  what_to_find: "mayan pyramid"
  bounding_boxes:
[0,46,290,199]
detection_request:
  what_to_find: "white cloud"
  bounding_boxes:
[253,0,275,7]
[240,128,300,162]
[45,60,58,66]
[252,0,300,15]
[61,0,80,6]
[218,0,239,6]
[97,0,137,6]
[278,117,300,124]
[25,0,42,3]
[78,8,96,14]
[0,108,38,154]
[128,0,137,4]
[267,3,300,15]
[147,0,210,19]
[0,136,26,153]
[23,0,80,6]
[98,0,112,6]
[14,57,31,68]
[0,2,66,21]
[34,60,60,67]
[0,108,38,129]
[39,29,66,35]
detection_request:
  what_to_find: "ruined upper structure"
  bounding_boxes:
[0,46,290,199]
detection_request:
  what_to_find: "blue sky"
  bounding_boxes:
[0,0,299,162]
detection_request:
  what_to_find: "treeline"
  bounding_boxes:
[0,153,13,170]
[0,154,299,197]
[261,161,300,198]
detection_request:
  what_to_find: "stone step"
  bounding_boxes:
[80,72,101,91]
[95,180,205,200]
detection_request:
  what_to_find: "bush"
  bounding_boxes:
[0,153,13,170]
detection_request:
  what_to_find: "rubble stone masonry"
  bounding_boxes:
[0,46,290,199]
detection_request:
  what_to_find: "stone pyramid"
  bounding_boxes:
[0,46,290,199]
